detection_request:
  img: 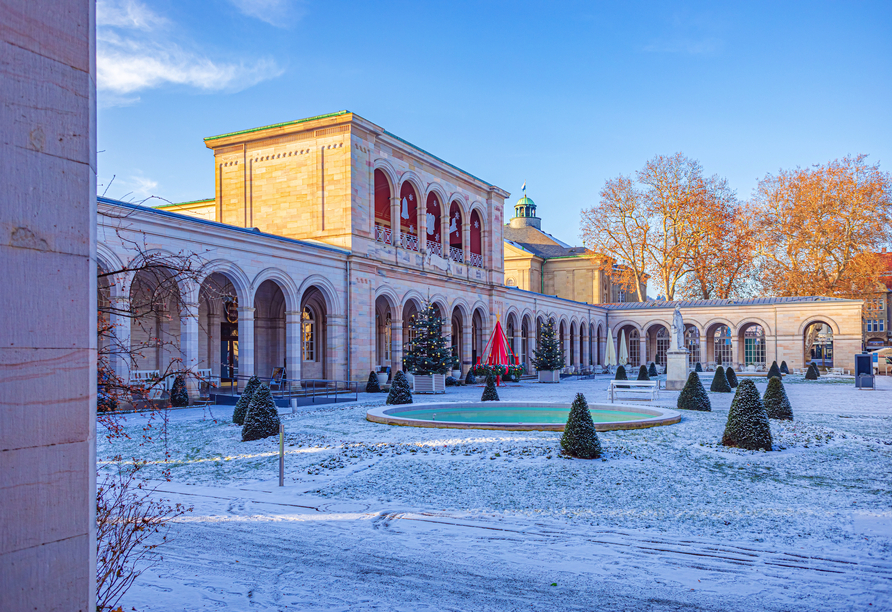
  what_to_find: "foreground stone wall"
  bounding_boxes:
[1,0,96,609]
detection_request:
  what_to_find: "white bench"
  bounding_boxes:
[608,380,659,403]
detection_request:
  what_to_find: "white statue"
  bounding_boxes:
[671,307,685,351]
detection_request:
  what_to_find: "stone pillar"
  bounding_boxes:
[513,330,523,366]
[327,314,347,382]
[390,196,401,247]
[391,322,403,374]
[237,307,255,388]
[731,336,740,369]
[0,0,96,607]
[111,295,131,384]
[181,302,200,398]
[208,312,221,378]
[285,310,302,386]
[462,219,470,265]
[462,325,473,373]
[666,349,689,390]
[639,336,647,368]
[699,336,707,368]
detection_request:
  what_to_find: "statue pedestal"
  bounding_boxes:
[665,349,689,390]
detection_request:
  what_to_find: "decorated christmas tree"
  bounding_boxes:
[763,376,793,420]
[403,301,456,375]
[386,370,413,405]
[366,371,381,393]
[233,375,261,425]
[726,366,739,388]
[677,371,711,411]
[560,393,602,459]
[481,374,500,401]
[170,374,189,407]
[531,318,564,372]
[637,365,650,381]
[710,365,732,392]
[242,383,280,442]
[722,380,772,450]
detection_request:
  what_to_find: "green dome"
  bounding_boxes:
[516,195,535,207]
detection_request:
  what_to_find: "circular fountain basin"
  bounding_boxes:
[366,402,681,432]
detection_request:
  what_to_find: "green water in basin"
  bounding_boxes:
[392,406,652,424]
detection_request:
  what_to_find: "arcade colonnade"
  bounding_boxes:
[98,200,864,397]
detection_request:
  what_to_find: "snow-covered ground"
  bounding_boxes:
[100,374,892,611]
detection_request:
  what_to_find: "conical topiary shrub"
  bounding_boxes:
[233,375,261,425]
[386,370,413,405]
[695,362,703,373]
[648,362,658,378]
[637,365,650,381]
[465,368,476,385]
[726,366,739,388]
[560,393,602,459]
[170,375,189,407]
[481,374,500,401]
[766,361,782,380]
[710,366,732,393]
[805,363,819,380]
[366,371,381,393]
[722,379,773,451]
[242,384,280,442]
[677,371,711,412]
[780,361,789,375]
[763,376,793,420]
[615,365,627,380]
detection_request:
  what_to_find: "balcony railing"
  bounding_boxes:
[449,247,464,263]
[403,234,419,252]
[375,224,392,245]
[469,252,483,268]
[426,240,442,257]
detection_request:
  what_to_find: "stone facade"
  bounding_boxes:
[110,112,864,392]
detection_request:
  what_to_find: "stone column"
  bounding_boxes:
[699,336,708,368]
[391,322,403,375]
[285,311,302,386]
[180,302,200,398]
[462,219,470,266]
[390,196,401,248]
[513,330,523,366]
[731,336,740,369]
[111,295,131,384]
[462,325,473,373]
[327,314,347,382]
[208,312,221,378]
[441,208,450,259]
[639,336,647,368]
[237,307,255,388]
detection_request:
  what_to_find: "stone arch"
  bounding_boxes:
[401,289,426,312]
[372,159,399,193]
[95,241,125,276]
[735,316,773,337]
[703,317,738,337]
[797,315,841,336]
[609,320,643,336]
[198,260,251,307]
[373,285,400,312]
[424,183,449,208]
[297,274,341,316]
[398,171,425,199]
[252,267,299,312]
[642,319,672,336]
[447,193,469,218]
[450,298,471,322]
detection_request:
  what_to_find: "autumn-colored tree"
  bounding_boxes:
[580,175,650,302]
[754,155,892,298]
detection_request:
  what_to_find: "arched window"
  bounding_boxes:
[743,325,766,366]
[655,327,670,367]
[425,193,442,257]
[714,325,733,365]
[805,322,833,367]
[374,169,392,245]
[469,209,483,268]
[685,325,701,366]
[449,202,463,263]
[302,306,315,361]
[399,182,419,251]
[627,328,640,366]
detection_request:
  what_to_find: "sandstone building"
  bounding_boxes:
[97,111,864,394]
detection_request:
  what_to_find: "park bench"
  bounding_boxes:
[608,379,659,403]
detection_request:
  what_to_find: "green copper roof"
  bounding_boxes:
[516,195,535,207]
[154,198,214,209]
[204,110,351,141]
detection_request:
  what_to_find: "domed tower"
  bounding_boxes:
[509,193,541,229]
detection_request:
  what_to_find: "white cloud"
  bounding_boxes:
[229,0,304,27]
[96,0,283,100]
[97,0,167,30]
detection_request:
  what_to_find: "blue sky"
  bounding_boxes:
[98,0,892,245]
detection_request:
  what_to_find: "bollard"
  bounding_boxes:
[278,423,284,486]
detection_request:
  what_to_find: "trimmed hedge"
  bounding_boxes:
[560,393,602,459]
[780,361,789,375]
[805,363,819,380]
[615,365,627,380]
[637,365,650,381]
[710,366,732,393]
[726,366,739,388]
[648,362,659,378]
[763,376,793,420]
[170,375,189,407]
[722,379,773,451]
[386,371,413,405]
[677,371,711,412]
[481,374,500,401]
[242,384,280,442]
[465,368,476,385]
[365,371,381,393]
[766,361,782,380]
[694,362,703,373]
[232,376,261,425]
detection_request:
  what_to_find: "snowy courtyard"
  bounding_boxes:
[99,375,892,611]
